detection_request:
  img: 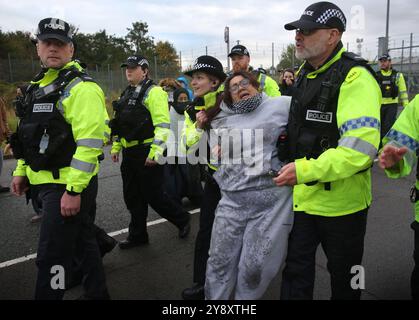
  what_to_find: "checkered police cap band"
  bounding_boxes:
[192,63,216,70]
[138,59,149,66]
[126,56,149,66]
[316,8,346,29]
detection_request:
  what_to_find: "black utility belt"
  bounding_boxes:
[122,143,151,155]
[410,185,419,203]
[124,142,152,149]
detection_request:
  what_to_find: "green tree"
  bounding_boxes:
[0,29,36,59]
[155,41,180,77]
[73,30,133,68]
[126,21,155,58]
[277,44,303,71]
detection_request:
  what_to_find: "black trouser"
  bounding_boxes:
[193,175,221,285]
[164,158,204,207]
[35,176,109,300]
[69,205,114,279]
[121,145,190,241]
[380,103,398,140]
[280,209,368,300]
[411,221,419,300]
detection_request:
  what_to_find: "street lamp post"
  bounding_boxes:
[225,26,230,72]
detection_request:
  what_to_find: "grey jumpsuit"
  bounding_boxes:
[205,94,294,300]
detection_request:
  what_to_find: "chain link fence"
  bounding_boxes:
[1,55,419,99]
[0,56,181,96]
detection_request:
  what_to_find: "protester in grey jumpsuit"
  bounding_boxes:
[205,71,294,300]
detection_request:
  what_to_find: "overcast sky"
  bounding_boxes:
[1,0,418,69]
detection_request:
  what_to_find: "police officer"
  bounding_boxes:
[274,2,381,299]
[376,53,409,139]
[379,94,419,300]
[228,44,281,97]
[10,18,110,299]
[180,55,226,300]
[110,56,191,249]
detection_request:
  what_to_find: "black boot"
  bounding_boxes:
[182,283,205,300]
[178,220,191,239]
[119,235,149,250]
[95,227,118,257]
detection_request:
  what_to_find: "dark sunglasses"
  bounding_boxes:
[295,29,318,36]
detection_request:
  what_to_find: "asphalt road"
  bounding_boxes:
[0,145,416,300]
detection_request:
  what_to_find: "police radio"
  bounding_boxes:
[13,96,26,119]
[185,97,205,122]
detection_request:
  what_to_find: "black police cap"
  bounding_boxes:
[284,2,346,32]
[121,55,150,68]
[184,55,226,82]
[378,53,391,61]
[228,45,250,58]
[36,18,73,43]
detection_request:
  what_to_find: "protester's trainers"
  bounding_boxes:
[30,214,43,223]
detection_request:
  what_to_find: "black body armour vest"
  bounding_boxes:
[288,51,376,164]
[376,69,399,99]
[109,79,155,142]
[11,66,94,178]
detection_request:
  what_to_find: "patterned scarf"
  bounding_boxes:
[227,93,263,114]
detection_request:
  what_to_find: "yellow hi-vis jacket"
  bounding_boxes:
[180,86,224,171]
[379,69,409,107]
[111,85,171,161]
[13,61,110,194]
[257,73,281,97]
[383,94,419,222]
[293,47,382,216]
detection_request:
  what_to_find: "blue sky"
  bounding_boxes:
[1,0,418,69]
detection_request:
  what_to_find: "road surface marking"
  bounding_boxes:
[0,208,200,269]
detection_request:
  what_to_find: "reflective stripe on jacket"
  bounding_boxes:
[380,69,409,107]
[13,61,109,193]
[383,94,419,222]
[111,85,171,161]
[293,47,382,216]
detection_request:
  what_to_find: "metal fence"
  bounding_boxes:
[1,56,419,99]
[0,56,181,95]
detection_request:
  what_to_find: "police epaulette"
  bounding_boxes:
[342,51,368,64]
[78,72,95,83]
[341,51,377,80]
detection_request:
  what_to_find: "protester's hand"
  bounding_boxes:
[61,192,81,217]
[145,157,158,167]
[111,153,119,163]
[273,162,297,187]
[4,143,12,156]
[211,145,221,159]
[196,110,209,129]
[379,145,408,169]
[11,176,29,196]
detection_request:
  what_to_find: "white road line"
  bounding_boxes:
[0,253,38,269]
[0,208,200,269]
